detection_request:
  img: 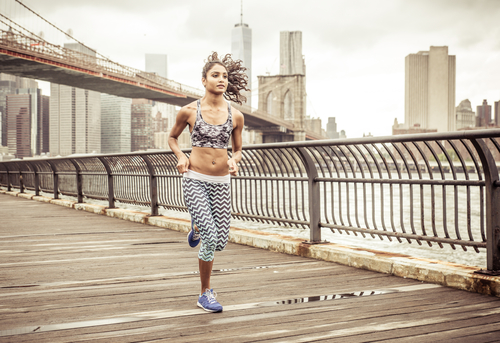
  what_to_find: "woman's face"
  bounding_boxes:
[202,64,228,94]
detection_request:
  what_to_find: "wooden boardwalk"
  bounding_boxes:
[1,194,500,343]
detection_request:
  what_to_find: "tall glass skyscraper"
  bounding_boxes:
[50,84,101,156]
[145,54,168,79]
[231,12,252,106]
[49,43,101,156]
[101,94,131,154]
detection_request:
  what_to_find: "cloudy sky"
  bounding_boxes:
[8,0,500,138]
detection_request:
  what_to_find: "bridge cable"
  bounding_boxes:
[13,0,111,62]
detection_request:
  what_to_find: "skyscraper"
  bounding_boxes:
[476,99,492,127]
[231,7,252,106]
[495,100,500,126]
[0,73,38,148]
[145,54,168,79]
[326,117,340,139]
[50,84,101,156]
[101,94,131,154]
[405,46,456,132]
[50,43,101,156]
[280,31,305,76]
[6,94,31,158]
[131,99,153,152]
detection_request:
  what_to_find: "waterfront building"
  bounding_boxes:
[476,99,492,127]
[231,10,252,106]
[456,99,475,129]
[131,99,153,151]
[0,73,38,147]
[6,94,31,158]
[50,84,101,156]
[101,94,131,154]
[405,46,456,132]
[327,117,340,139]
[495,101,500,126]
[40,95,49,154]
[145,54,168,79]
[49,43,101,156]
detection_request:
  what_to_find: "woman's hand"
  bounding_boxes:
[177,155,190,174]
[227,158,238,176]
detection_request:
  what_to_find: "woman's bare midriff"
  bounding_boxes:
[189,147,230,176]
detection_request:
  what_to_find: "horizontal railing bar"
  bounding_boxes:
[322,223,487,248]
[316,177,485,186]
[232,212,309,226]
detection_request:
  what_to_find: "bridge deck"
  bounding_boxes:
[1,194,499,342]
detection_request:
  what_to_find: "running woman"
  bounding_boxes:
[168,52,248,313]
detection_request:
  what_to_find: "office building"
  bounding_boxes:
[101,94,131,154]
[405,46,456,132]
[476,99,492,127]
[40,95,49,154]
[231,13,252,106]
[50,43,101,156]
[131,99,153,151]
[456,99,475,129]
[0,73,38,147]
[50,84,101,156]
[6,94,31,158]
[145,54,168,79]
[495,101,500,126]
[326,117,340,139]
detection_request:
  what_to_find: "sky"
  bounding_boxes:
[7,0,500,138]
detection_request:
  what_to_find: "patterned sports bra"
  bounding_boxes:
[191,99,233,149]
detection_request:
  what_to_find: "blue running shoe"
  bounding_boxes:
[187,219,200,248]
[197,289,223,313]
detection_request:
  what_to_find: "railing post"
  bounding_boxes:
[6,164,11,191]
[19,171,24,193]
[471,138,500,272]
[141,155,158,216]
[28,162,40,196]
[98,157,115,209]
[46,161,58,199]
[297,147,322,243]
[69,159,83,203]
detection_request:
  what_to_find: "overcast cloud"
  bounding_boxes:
[10,0,500,137]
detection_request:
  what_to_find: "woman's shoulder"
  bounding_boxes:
[177,100,198,117]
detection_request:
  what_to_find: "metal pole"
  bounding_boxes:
[19,172,24,193]
[297,147,322,243]
[471,138,500,272]
[98,157,115,209]
[28,161,40,196]
[46,161,58,199]
[141,155,158,216]
[6,164,11,191]
[69,159,83,203]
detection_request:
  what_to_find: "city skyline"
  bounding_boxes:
[6,0,500,138]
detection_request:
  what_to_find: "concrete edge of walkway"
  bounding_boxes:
[2,189,499,298]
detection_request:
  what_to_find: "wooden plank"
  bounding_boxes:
[1,194,500,343]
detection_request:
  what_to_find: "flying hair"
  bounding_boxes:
[202,52,250,105]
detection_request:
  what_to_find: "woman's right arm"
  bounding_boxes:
[168,106,191,173]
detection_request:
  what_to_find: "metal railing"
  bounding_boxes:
[1,130,500,272]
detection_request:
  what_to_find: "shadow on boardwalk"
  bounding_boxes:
[1,194,500,342]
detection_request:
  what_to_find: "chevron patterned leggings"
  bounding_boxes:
[182,177,231,262]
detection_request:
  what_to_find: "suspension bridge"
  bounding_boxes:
[0,0,325,140]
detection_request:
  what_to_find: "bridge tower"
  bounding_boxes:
[255,31,306,143]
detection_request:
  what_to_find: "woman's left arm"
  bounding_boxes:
[228,110,244,176]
